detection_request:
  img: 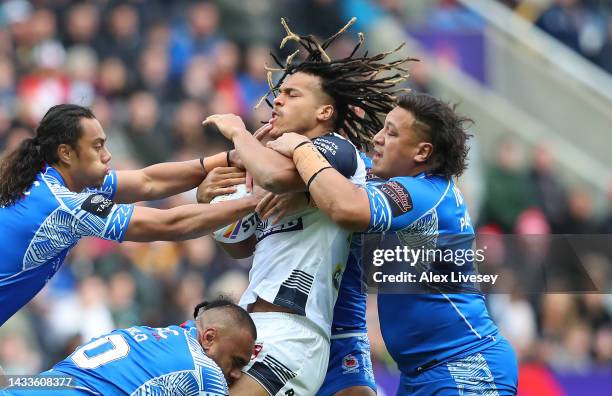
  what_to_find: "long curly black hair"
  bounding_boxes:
[256,17,418,151]
[397,93,473,178]
[0,104,95,207]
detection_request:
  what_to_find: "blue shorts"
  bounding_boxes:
[317,333,377,396]
[398,337,518,396]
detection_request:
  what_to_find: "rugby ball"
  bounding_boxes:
[210,184,257,243]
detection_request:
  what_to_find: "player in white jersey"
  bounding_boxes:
[199,18,412,396]
[201,93,366,396]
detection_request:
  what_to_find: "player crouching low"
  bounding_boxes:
[2,299,255,395]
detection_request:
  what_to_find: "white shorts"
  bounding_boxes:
[243,312,330,396]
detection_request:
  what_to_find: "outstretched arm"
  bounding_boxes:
[124,194,260,242]
[114,152,230,204]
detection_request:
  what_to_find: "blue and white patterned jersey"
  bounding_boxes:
[363,173,499,375]
[0,165,134,326]
[49,321,228,395]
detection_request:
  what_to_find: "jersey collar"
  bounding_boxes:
[41,164,67,187]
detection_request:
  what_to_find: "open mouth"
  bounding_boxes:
[269,110,279,124]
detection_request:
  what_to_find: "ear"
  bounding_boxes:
[57,144,74,166]
[200,327,217,350]
[414,142,433,164]
[316,104,334,123]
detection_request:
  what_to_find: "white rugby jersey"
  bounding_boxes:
[240,133,366,337]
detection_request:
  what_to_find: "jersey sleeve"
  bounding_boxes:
[62,189,134,242]
[364,176,450,233]
[311,135,357,179]
[83,170,118,199]
[199,355,230,395]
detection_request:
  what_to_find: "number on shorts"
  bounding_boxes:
[71,334,130,369]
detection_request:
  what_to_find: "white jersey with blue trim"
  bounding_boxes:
[240,133,366,337]
[363,173,499,375]
[50,321,228,395]
[0,165,134,326]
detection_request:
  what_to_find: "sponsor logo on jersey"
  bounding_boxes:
[312,137,339,156]
[342,354,360,374]
[256,218,303,242]
[81,194,114,218]
[365,167,381,181]
[379,181,413,216]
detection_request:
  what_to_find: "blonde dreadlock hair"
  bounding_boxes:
[255,17,418,151]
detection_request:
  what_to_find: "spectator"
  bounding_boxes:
[169,1,225,79]
[529,141,569,233]
[125,91,172,165]
[480,136,535,232]
[100,4,142,70]
[535,0,607,60]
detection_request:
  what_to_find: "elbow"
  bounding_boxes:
[259,177,280,193]
[258,170,297,194]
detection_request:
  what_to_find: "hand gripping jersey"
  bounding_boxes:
[363,173,500,375]
[239,133,366,337]
[0,165,134,326]
[44,321,228,395]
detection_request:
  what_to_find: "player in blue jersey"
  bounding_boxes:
[2,298,256,395]
[319,156,377,396]
[268,93,519,395]
[0,104,263,327]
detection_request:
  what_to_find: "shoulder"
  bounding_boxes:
[311,133,356,155]
[364,174,453,232]
[311,133,359,178]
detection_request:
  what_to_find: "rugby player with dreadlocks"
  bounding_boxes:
[200,18,413,396]
[269,92,519,394]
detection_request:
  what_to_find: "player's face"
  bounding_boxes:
[269,72,332,138]
[203,327,254,386]
[372,106,429,179]
[71,117,112,188]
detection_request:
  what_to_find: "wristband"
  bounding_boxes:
[226,150,232,167]
[293,143,332,188]
[199,157,206,175]
[306,166,332,189]
[293,140,312,151]
[203,151,230,173]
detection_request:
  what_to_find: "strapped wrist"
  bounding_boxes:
[203,151,230,173]
[293,140,312,152]
[292,143,332,189]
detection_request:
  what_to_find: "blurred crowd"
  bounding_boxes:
[0,0,611,393]
[380,0,612,74]
[500,0,612,73]
[477,136,612,376]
